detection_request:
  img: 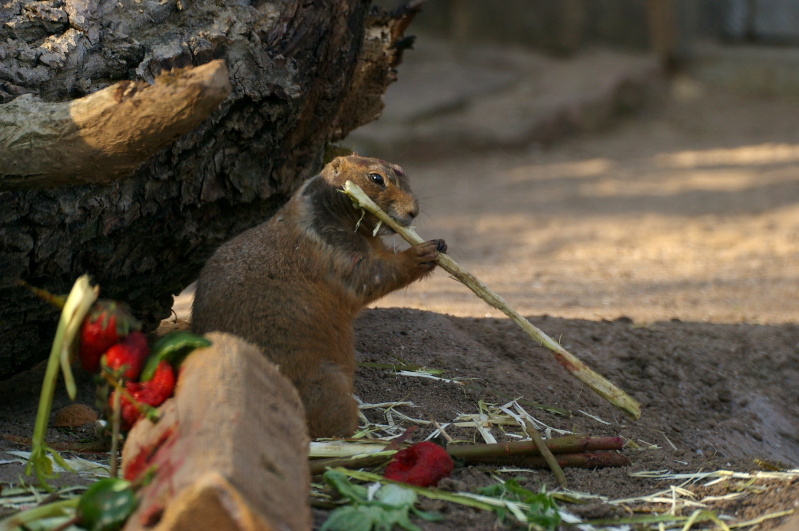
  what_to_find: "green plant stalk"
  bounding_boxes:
[310,452,395,476]
[25,275,98,489]
[59,279,98,400]
[110,381,122,479]
[343,181,641,420]
[16,279,67,309]
[0,496,79,530]
[523,420,566,488]
[334,468,496,512]
[332,468,568,527]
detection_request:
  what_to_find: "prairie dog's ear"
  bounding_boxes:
[321,156,344,182]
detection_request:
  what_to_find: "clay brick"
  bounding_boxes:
[121,332,311,530]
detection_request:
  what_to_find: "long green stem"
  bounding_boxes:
[343,181,641,420]
[0,496,79,530]
[524,420,566,488]
[59,282,98,400]
[26,276,98,489]
[335,468,496,512]
[110,384,121,479]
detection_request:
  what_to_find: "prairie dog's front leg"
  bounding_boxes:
[355,239,447,304]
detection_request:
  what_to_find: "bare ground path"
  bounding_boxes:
[376,82,799,325]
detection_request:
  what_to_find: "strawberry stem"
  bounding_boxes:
[110,381,122,479]
[16,279,67,309]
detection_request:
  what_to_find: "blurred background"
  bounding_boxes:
[385,0,799,61]
[340,0,799,324]
[170,1,799,324]
[352,0,799,159]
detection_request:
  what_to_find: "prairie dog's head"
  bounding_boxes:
[322,155,419,234]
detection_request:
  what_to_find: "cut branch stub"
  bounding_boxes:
[0,60,232,190]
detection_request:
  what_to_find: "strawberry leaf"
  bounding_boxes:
[321,471,441,531]
[76,477,137,531]
[478,478,561,529]
[375,484,415,508]
[140,331,211,381]
[324,469,369,504]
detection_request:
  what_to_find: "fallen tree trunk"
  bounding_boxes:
[0,0,421,379]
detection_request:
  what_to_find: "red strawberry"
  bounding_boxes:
[102,330,149,381]
[383,441,454,487]
[79,301,140,373]
[109,361,176,431]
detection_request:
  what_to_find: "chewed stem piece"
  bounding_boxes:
[343,180,641,420]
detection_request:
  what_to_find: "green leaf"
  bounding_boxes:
[76,478,137,531]
[375,484,416,509]
[478,478,560,530]
[140,331,211,381]
[409,506,444,523]
[323,470,369,504]
[321,506,384,531]
[0,494,79,530]
[321,471,437,531]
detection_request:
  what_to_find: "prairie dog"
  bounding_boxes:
[191,155,446,438]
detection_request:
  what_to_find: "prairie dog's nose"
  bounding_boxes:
[392,203,417,227]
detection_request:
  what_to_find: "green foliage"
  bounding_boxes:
[320,470,442,531]
[76,478,137,531]
[478,477,561,530]
[139,331,211,381]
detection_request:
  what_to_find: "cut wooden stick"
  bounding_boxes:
[309,435,625,475]
[344,181,641,420]
[446,435,625,461]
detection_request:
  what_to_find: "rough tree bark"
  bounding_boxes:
[0,0,421,379]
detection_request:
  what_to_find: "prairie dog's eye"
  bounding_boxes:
[368,173,385,186]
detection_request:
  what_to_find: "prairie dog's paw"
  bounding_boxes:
[410,239,447,271]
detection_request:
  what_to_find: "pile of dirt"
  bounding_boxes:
[321,307,799,529]
[2,306,796,528]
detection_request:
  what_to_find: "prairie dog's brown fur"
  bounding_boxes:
[191,155,446,438]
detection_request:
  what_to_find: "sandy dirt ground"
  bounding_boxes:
[2,56,799,529]
[375,80,799,325]
[339,77,799,529]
